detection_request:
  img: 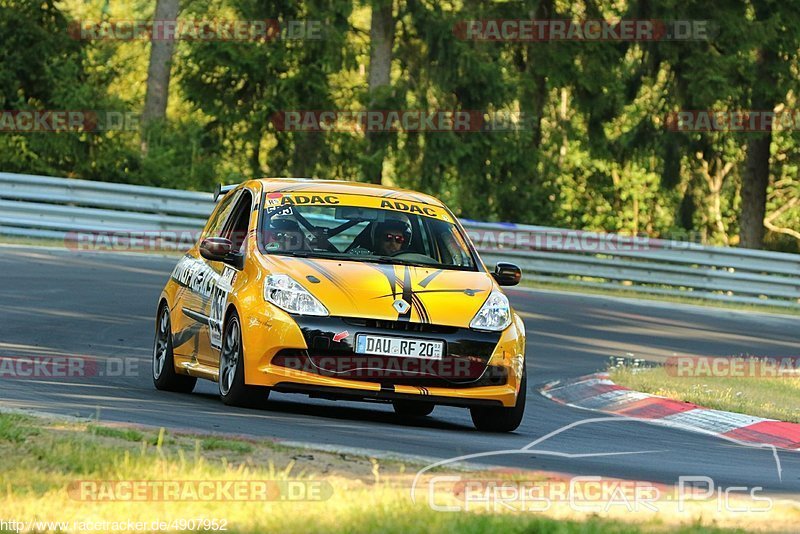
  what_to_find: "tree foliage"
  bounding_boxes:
[1,0,798,251]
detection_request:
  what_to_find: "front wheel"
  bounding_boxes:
[153,305,197,393]
[219,311,270,407]
[470,367,526,432]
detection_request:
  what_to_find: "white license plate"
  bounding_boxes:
[355,334,444,360]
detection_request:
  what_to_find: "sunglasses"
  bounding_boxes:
[383,233,407,243]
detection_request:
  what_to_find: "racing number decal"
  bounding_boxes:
[208,266,236,350]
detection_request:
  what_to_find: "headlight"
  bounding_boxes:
[264,274,328,316]
[470,290,512,331]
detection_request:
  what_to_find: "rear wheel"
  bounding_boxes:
[153,305,197,393]
[470,367,526,432]
[219,311,270,407]
[392,400,435,417]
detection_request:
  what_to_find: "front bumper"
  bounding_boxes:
[241,311,525,407]
[280,316,502,385]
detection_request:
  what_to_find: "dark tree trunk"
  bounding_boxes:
[519,0,553,151]
[364,0,394,185]
[292,132,322,178]
[739,131,772,248]
[739,47,777,249]
[141,0,180,154]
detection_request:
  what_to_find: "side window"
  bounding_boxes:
[222,191,253,253]
[202,192,239,239]
[416,217,434,257]
[432,221,473,267]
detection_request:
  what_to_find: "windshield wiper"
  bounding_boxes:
[268,250,311,258]
[371,256,440,268]
[270,250,349,260]
[268,251,450,269]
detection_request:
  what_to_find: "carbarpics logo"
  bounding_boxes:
[411,416,784,513]
[454,19,712,41]
[424,475,772,513]
[68,19,323,41]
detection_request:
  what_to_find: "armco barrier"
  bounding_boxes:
[1,172,798,308]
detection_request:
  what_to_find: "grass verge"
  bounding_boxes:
[610,364,800,423]
[1,411,798,533]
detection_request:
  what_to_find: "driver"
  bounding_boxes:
[371,215,412,256]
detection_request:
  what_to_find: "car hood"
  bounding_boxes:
[262,256,495,328]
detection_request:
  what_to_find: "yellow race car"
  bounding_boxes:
[153,179,527,431]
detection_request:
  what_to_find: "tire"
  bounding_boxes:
[392,400,435,417]
[470,367,527,432]
[153,305,197,393]
[219,311,270,407]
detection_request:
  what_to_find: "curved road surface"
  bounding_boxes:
[1,246,799,494]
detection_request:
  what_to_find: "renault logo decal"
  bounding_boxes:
[393,299,411,314]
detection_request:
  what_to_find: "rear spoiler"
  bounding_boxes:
[213,183,239,202]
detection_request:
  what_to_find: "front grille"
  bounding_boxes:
[342,317,457,334]
[270,350,507,388]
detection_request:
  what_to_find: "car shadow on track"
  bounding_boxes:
[188,390,476,432]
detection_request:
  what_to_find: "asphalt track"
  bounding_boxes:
[2,245,800,495]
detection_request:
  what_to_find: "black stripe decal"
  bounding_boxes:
[171,323,203,350]
[297,259,357,301]
[398,266,413,322]
[371,288,485,299]
[410,293,430,323]
[419,269,443,288]
[366,263,399,298]
[182,307,210,325]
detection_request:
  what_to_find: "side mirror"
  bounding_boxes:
[200,237,232,262]
[492,262,521,286]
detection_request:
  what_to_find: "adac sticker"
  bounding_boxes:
[280,194,340,205]
[380,199,440,218]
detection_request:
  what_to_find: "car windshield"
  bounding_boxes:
[258,195,477,271]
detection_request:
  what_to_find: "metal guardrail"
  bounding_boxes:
[1,172,798,308]
[0,172,212,245]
